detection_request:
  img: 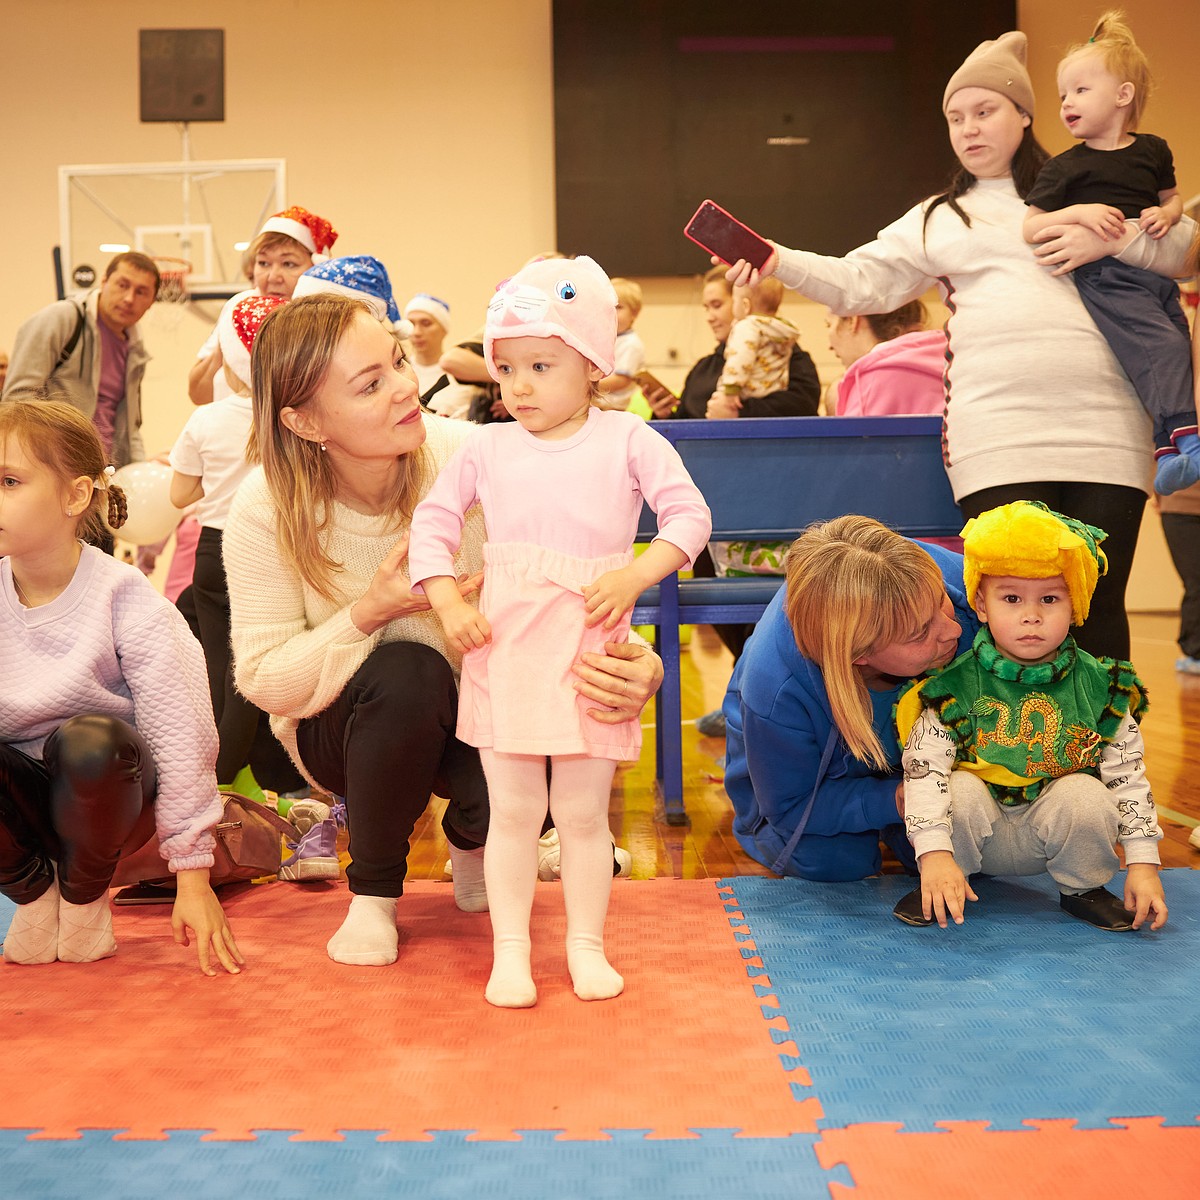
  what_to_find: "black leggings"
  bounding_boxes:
[295,642,489,898]
[0,716,157,906]
[958,481,1146,661]
[190,527,305,792]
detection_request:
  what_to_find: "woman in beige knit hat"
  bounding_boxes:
[724,30,1194,664]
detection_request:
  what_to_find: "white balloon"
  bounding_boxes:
[108,461,183,546]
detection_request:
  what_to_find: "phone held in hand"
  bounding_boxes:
[634,370,673,399]
[683,199,773,271]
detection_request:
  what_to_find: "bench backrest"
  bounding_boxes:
[638,414,960,542]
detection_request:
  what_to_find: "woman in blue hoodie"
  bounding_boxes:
[723,516,977,881]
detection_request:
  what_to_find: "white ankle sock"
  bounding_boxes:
[448,843,488,912]
[485,935,537,1008]
[4,876,61,965]
[326,894,398,966]
[58,891,117,963]
[566,932,624,1001]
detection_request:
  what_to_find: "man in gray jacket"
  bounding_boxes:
[3,252,159,467]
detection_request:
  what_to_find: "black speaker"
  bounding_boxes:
[139,29,225,123]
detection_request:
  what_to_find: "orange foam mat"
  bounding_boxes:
[818,1119,1200,1199]
[1,879,818,1141]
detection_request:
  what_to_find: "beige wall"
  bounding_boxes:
[1,0,1192,610]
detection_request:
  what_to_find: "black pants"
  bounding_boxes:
[0,716,157,905]
[1161,511,1200,658]
[691,545,755,662]
[958,481,1146,661]
[189,527,305,792]
[295,642,489,898]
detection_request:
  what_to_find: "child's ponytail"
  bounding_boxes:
[1067,10,1151,130]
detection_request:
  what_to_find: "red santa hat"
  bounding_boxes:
[218,291,289,388]
[258,206,338,258]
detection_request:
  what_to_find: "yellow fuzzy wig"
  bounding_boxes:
[960,501,1108,626]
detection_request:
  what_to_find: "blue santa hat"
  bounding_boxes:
[292,255,412,337]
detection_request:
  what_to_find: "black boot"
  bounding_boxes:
[1059,887,1134,931]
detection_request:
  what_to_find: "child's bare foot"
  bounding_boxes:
[486,943,537,1008]
[567,939,623,1001]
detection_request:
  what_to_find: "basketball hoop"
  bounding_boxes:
[151,255,192,304]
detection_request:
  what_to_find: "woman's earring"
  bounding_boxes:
[319,442,327,452]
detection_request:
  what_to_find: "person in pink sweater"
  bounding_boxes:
[825,300,947,417]
[409,256,711,1008]
[0,399,242,974]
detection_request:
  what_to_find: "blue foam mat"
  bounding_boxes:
[0,1130,839,1200]
[720,870,1200,1131]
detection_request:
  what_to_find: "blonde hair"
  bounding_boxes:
[249,294,432,600]
[784,515,946,769]
[1064,10,1152,129]
[610,277,643,316]
[746,277,784,316]
[0,398,127,542]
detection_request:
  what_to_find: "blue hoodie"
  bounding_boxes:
[723,541,977,881]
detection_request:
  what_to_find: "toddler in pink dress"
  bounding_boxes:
[409,256,710,1008]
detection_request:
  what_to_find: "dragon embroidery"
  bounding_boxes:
[970,693,1103,777]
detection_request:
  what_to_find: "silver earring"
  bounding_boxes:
[319,442,327,452]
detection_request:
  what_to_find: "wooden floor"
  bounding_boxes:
[407,612,1200,879]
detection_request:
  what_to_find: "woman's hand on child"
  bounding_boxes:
[917,850,978,928]
[1124,862,1168,930]
[720,246,779,288]
[705,392,742,420]
[171,868,245,976]
[583,567,642,630]
[1031,223,1131,276]
[572,639,663,723]
[352,535,433,633]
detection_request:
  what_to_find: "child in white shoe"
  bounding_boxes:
[409,256,711,1006]
[0,399,243,975]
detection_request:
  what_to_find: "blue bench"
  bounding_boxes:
[631,414,963,824]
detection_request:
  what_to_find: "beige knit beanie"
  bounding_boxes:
[942,30,1035,118]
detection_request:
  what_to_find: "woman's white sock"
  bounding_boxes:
[326,894,398,966]
[448,843,488,912]
[58,891,117,963]
[3,876,61,965]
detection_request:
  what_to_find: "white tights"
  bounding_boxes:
[479,749,622,1008]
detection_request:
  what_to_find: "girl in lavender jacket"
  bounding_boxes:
[0,399,241,975]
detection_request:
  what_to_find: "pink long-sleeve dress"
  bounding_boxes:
[408,408,711,761]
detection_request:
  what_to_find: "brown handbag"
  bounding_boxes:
[110,791,298,890]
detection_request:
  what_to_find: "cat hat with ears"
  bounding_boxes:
[484,255,618,380]
[961,500,1108,626]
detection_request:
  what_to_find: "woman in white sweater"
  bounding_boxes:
[222,294,663,968]
[727,31,1193,661]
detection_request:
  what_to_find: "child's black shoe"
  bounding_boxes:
[892,887,934,927]
[1058,887,1134,931]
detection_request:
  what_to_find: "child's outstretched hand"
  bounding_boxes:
[583,566,642,630]
[1139,205,1175,239]
[917,850,978,928]
[1074,203,1127,240]
[1124,862,1168,930]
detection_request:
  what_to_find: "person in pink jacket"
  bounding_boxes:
[826,300,947,417]
[409,256,711,1009]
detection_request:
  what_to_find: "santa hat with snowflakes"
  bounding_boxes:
[217,290,289,389]
[291,255,412,337]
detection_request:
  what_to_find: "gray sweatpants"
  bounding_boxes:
[949,771,1119,895]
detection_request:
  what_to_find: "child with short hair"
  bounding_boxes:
[1022,11,1195,495]
[408,255,710,1007]
[894,500,1167,932]
[718,276,799,406]
[0,399,242,973]
[596,277,646,410]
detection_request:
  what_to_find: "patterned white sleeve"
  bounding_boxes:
[901,708,959,858]
[1098,718,1162,864]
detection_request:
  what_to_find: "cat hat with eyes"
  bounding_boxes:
[484,255,618,380]
[961,500,1108,626]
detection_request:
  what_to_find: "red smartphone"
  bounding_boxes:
[683,200,773,270]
